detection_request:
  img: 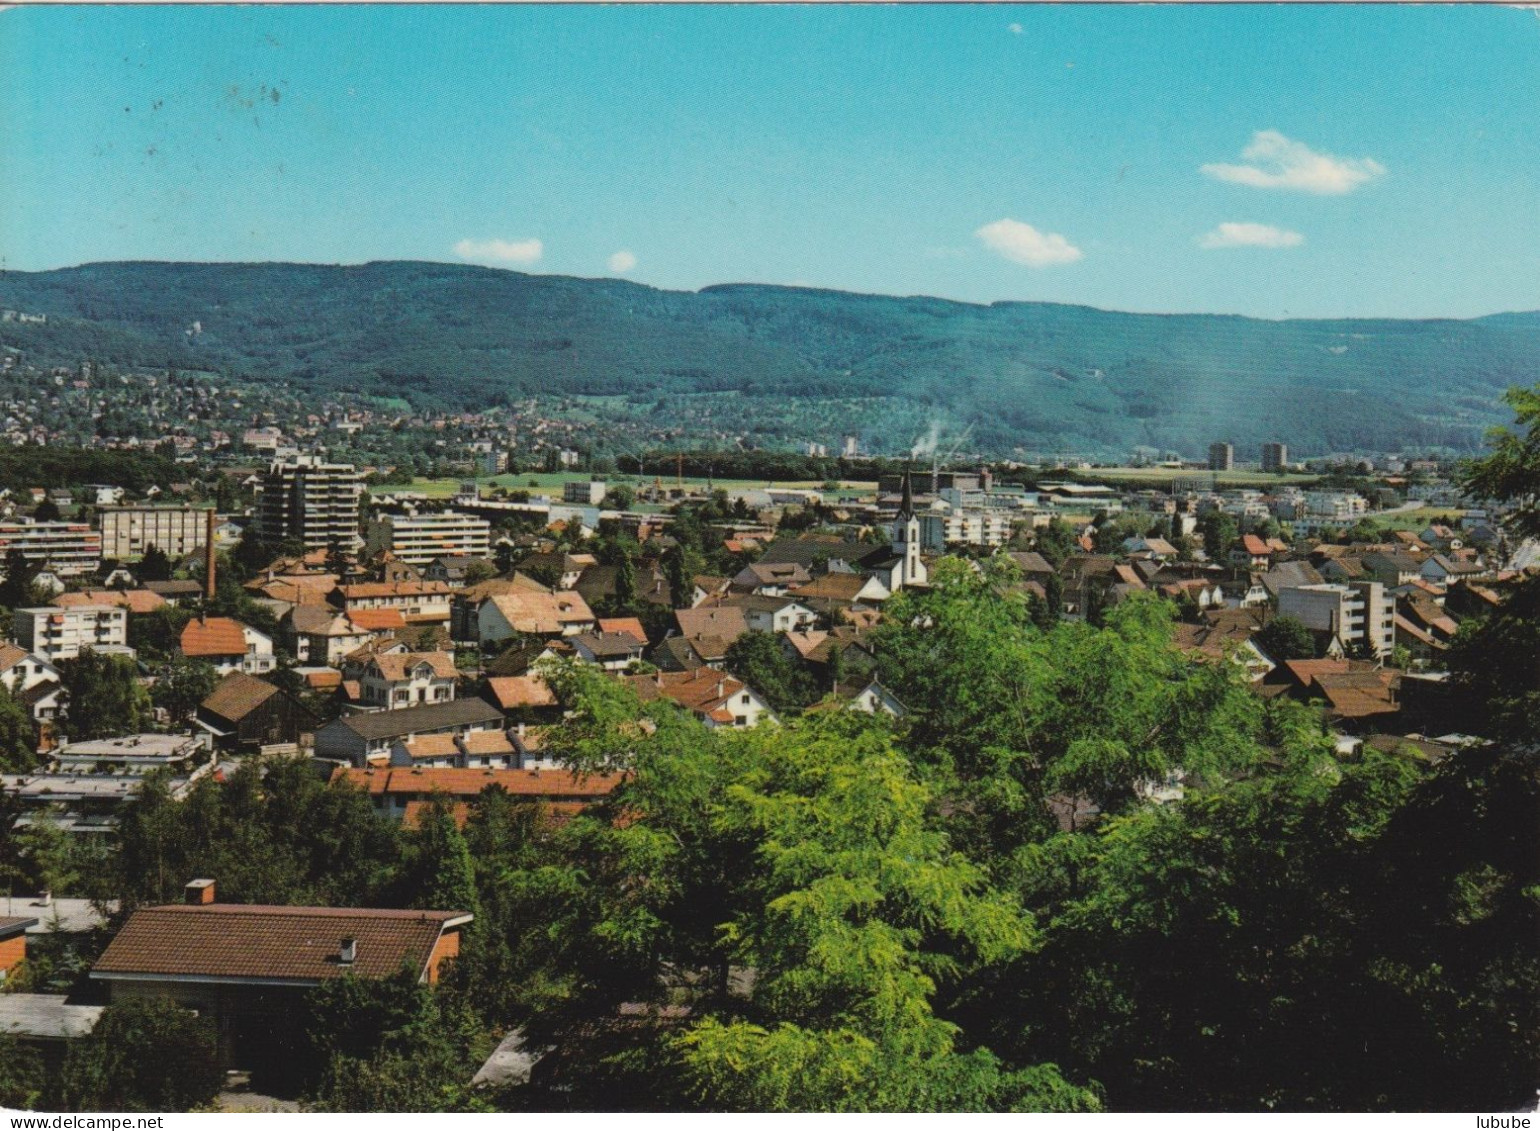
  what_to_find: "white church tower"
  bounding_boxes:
[890,470,927,588]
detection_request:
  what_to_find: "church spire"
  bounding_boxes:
[899,468,914,519]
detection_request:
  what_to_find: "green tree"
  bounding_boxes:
[403,797,480,917]
[723,630,816,713]
[1198,511,1238,560]
[33,498,61,522]
[1254,614,1316,662]
[0,1033,47,1110]
[151,657,220,726]
[0,548,40,609]
[613,547,637,610]
[0,683,38,772]
[58,650,151,740]
[137,543,173,582]
[59,998,223,1112]
[304,970,490,1111]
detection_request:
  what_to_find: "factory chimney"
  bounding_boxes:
[203,508,218,602]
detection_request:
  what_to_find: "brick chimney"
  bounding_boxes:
[185,878,216,905]
[203,508,218,602]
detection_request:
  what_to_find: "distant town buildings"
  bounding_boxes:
[1208,442,1235,472]
[1261,442,1289,473]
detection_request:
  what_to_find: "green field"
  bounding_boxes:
[1365,506,1467,532]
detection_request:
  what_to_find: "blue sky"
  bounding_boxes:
[1,5,1537,319]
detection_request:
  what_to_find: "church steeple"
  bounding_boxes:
[891,468,925,588]
[898,469,915,520]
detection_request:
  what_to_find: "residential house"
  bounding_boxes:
[570,632,646,671]
[730,561,812,596]
[51,589,167,617]
[91,883,470,1071]
[516,552,596,590]
[179,616,276,676]
[352,652,459,711]
[1419,553,1489,586]
[1362,551,1426,588]
[13,605,130,663]
[723,594,818,634]
[483,674,561,725]
[281,605,379,666]
[313,698,505,767]
[330,765,625,821]
[623,669,775,728]
[671,604,751,666]
[336,581,454,626]
[476,590,596,646]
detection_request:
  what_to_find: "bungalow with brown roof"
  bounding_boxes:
[196,672,317,753]
[91,881,471,1070]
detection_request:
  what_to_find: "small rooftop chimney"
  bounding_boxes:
[185,878,216,905]
[339,937,357,965]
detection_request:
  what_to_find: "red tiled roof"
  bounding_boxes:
[597,617,648,646]
[485,675,558,710]
[331,765,624,799]
[180,616,250,657]
[349,608,408,632]
[93,904,470,984]
[54,589,168,615]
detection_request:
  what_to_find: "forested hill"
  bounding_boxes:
[3,260,1538,456]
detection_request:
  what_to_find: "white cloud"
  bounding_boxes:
[1198,222,1305,250]
[1201,130,1385,195]
[1008,22,1023,34]
[974,219,1082,267]
[453,237,543,265]
[607,250,637,273]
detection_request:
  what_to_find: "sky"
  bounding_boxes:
[1,4,1537,320]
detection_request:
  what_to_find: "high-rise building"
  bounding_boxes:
[254,456,363,551]
[364,511,492,566]
[1261,442,1289,473]
[1208,442,1235,472]
[1277,581,1395,659]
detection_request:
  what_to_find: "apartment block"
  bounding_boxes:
[254,456,363,551]
[0,521,103,578]
[1278,581,1395,659]
[99,506,211,560]
[13,605,130,662]
[364,511,492,566]
[1208,442,1235,472]
[1260,442,1289,474]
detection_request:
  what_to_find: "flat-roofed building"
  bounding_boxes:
[364,511,491,567]
[13,605,128,662]
[98,506,214,560]
[0,521,101,577]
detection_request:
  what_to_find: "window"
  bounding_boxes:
[734,716,747,726]
[740,694,750,705]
